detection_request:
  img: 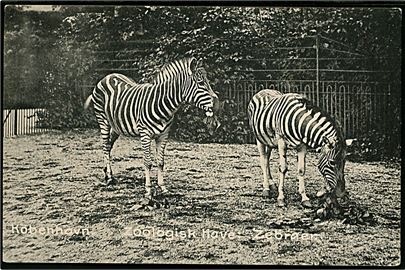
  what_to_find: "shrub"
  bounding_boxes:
[347,129,400,162]
[170,99,251,144]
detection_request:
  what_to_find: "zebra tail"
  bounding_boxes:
[247,103,255,132]
[84,94,93,110]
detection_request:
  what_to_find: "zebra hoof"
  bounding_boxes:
[141,197,152,206]
[263,185,277,197]
[105,177,116,186]
[98,179,108,186]
[301,200,312,208]
[316,189,326,198]
[277,199,286,207]
[98,177,113,186]
[159,186,169,195]
[144,192,153,200]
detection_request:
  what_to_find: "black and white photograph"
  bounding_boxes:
[1,2,402,267]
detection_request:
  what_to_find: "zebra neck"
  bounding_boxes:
[153,82,184,116]
[299,112,338,149]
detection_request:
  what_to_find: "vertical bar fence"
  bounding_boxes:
[3,108,49,137]
[221,80,395,143]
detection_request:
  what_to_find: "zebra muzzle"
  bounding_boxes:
[205,111,214,117]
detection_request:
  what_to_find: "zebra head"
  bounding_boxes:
[317,136,347,198]
[185,58,219,117]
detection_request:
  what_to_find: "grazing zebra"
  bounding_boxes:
[248,89,349,208]
[84,57,218,198]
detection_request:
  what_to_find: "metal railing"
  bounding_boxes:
[222,79,396,142]
[3,108,48,137]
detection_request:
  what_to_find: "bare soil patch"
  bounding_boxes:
[2,129,401,266]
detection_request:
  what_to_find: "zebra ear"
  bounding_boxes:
[190,57,199,74]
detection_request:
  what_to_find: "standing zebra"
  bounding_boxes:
[84,57,218,198]
[248,89,349,208]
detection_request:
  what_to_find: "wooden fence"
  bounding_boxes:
[3,108,48,137]
[223,79,396,142]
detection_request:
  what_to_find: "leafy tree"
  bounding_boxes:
[3,5,401,159]
[3,5,61,108]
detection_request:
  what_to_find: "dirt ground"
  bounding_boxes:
[2,129,401,266]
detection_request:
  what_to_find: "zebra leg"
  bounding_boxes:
[267,148,277,195]
[277,139,287,207]
[297,146,312,208]
[101,128,119,185]
[140,132,153,199]
[156,133,169,194]
[257,141,276,197]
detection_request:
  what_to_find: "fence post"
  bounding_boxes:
[13,109,18,136]
[315,35,320,106]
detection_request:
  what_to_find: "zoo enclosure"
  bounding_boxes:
[3,108,48,137]
[220,35,397,142]
[225,79,394,142]
[78,35,398,143]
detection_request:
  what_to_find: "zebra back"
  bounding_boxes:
[90,57,216,137]
[248,89,344,150]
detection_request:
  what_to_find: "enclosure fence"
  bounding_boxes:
[3,108,48,137]
[77,34,398,144]
[223,79,395,142]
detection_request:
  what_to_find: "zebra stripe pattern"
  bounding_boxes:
[85,57,218,198]
[248,89,347,207]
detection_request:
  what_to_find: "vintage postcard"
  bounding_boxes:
[2,2,401,268]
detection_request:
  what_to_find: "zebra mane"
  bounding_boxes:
[151,57,194,84]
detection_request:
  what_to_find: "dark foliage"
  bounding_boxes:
[347,130,401,162]
[3,6,401,159]
[170,99,251,144]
